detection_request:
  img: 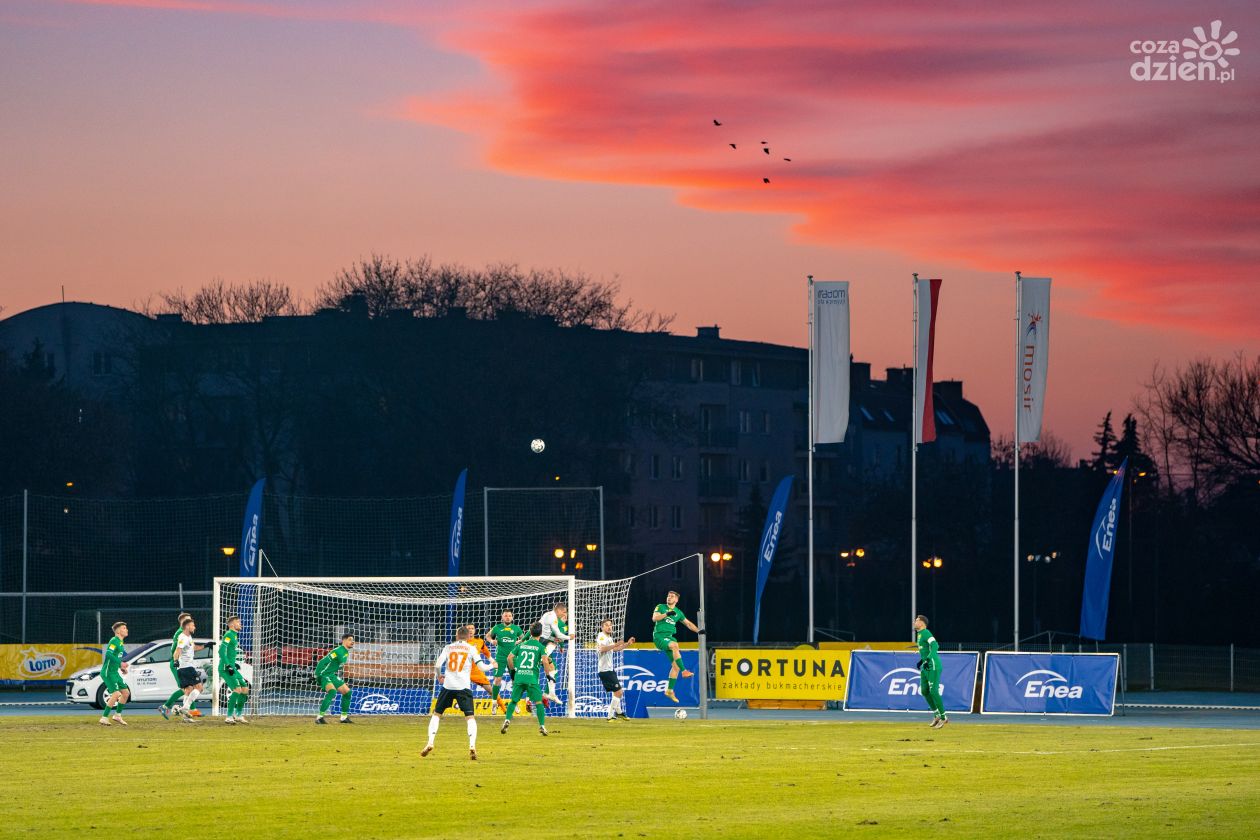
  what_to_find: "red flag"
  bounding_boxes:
[914,278,942,444]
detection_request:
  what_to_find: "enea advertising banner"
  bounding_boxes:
[844,650,980,713]
[0,644,105,686]
[714,648,851,700]
[981,652,1120,716]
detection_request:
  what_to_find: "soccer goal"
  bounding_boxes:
[212,575,631,719]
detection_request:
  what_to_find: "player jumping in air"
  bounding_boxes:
[219,615,250,724]
[500,623,550,737]
[159,612,194,720]
[538,602,571,704]
[314,633,355,724]
[914,614,948,728]
[422,626,485,761]
[487,610,524,715]
[652,591,701,703]
[174,617,204,723]
[595,619,634,721]
[98,621,131,726]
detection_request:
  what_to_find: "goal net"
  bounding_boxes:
[212,576,632,719]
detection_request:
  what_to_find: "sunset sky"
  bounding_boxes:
[2,0,1257,457]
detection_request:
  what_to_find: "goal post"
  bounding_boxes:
[211,575,631,719]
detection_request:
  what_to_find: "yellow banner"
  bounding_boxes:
[0,644,105,682]
[428,697,528,716]
[714,648,852,700]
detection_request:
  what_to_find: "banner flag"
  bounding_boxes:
[753,476,793,644]
[914,278,942,444]
[1017,277,1052,442]
[981,652,1119,715]
[238,478,265,577]
[1079,458,1127,640]
[844,650,980,713]
[237,478,265,652]
[812,281,850,444]
[448,469,467,577]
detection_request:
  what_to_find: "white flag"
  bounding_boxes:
[812,280,850,444]
[1017,277,1051,443]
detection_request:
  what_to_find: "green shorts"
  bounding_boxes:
[316,672,345,690]
[509,681,542,703]
[653,636,676,654]
[494,655,512,676]
[103,674,129,694]
[219,669,247,689]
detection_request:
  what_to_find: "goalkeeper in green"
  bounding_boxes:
[98,621,131,726]
[315,634,355,724]
[487,609,524,715]
[915,614,948,728]
[219,615,250,724]
[500,623,550,737]
[651,590,701,703]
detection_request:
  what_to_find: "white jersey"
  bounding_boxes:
[596,631,617,672]
[175,632,196,669]
[540,610,566,643]
[436,641,479,691]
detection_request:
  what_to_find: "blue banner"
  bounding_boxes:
[981,652,1119,715]
[1080,458,1126,640]
[601,649,700,718]
[239,478,265,576]
[753,476,793,643]
[448,469,467,577]
[844,650,979,713]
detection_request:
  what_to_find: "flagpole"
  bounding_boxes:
[1013,270,1022,651]
[806,275,816,643]
[911,273,919,641]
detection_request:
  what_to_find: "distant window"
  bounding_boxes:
[649,505,661,530]
[690,358,704,381]
[738,410,752,434]
[761,411,771,434]
[883,409,895,423]
[670,506,683,530]
[935,409,955,426]
[625,506,637,528]
[758,460,770,483]
[92,352,113,376]
[671,456,684,480]
[730,360,742,385]
[623,453,637,476]
[671,561,684,581]
[739,459,751,482]
[860,406,874,422]
[750,362,762,387]
[649,454,660,480]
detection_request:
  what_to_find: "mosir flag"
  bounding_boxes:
[914,278,942,444]
[1017,277,1052,442]
[1079,458,1127,640]
[812,280,850,444]
[753,476,793,644]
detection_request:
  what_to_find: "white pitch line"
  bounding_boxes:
[863,742,1260,756]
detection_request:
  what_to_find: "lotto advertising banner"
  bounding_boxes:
[844,650,980,713]
[0,644,105,686]
[714,648,851,700]
[981,652,1119,716]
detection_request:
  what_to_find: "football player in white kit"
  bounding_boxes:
[538,602,571,703]
[595,619,634,721]
[422,626,485,761]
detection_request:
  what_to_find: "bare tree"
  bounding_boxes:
[155,279,305,324]
[991,431,1073,469]
[314,254,675,332]
[1136,354,1260,499]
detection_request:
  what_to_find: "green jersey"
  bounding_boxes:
[219,629,239,670]
[489,623,524,659]
[917,627,941,670]
[102,635,125,679]
[170,627,183,668]
[653,604,686,640]
[509,639,546,684]
[316,644,349,676]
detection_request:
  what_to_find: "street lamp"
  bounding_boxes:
[1025,552,1057,635]
[220,547,236,557]
[920,556,944,617]
[553,548,565,559]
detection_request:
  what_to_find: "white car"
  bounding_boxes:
[65,637,252,709]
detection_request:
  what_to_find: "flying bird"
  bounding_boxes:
[729,143,737,149]
[713,119,722,126]
[783,158,792,162]
[763,178,771,184]
[763,147,770,155]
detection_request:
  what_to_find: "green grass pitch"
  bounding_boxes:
[3,716,1257,838]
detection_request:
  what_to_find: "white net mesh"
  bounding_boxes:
[213,576,632,718]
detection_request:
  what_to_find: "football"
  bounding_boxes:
[530,438,546,453]
[674,709,687,720]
